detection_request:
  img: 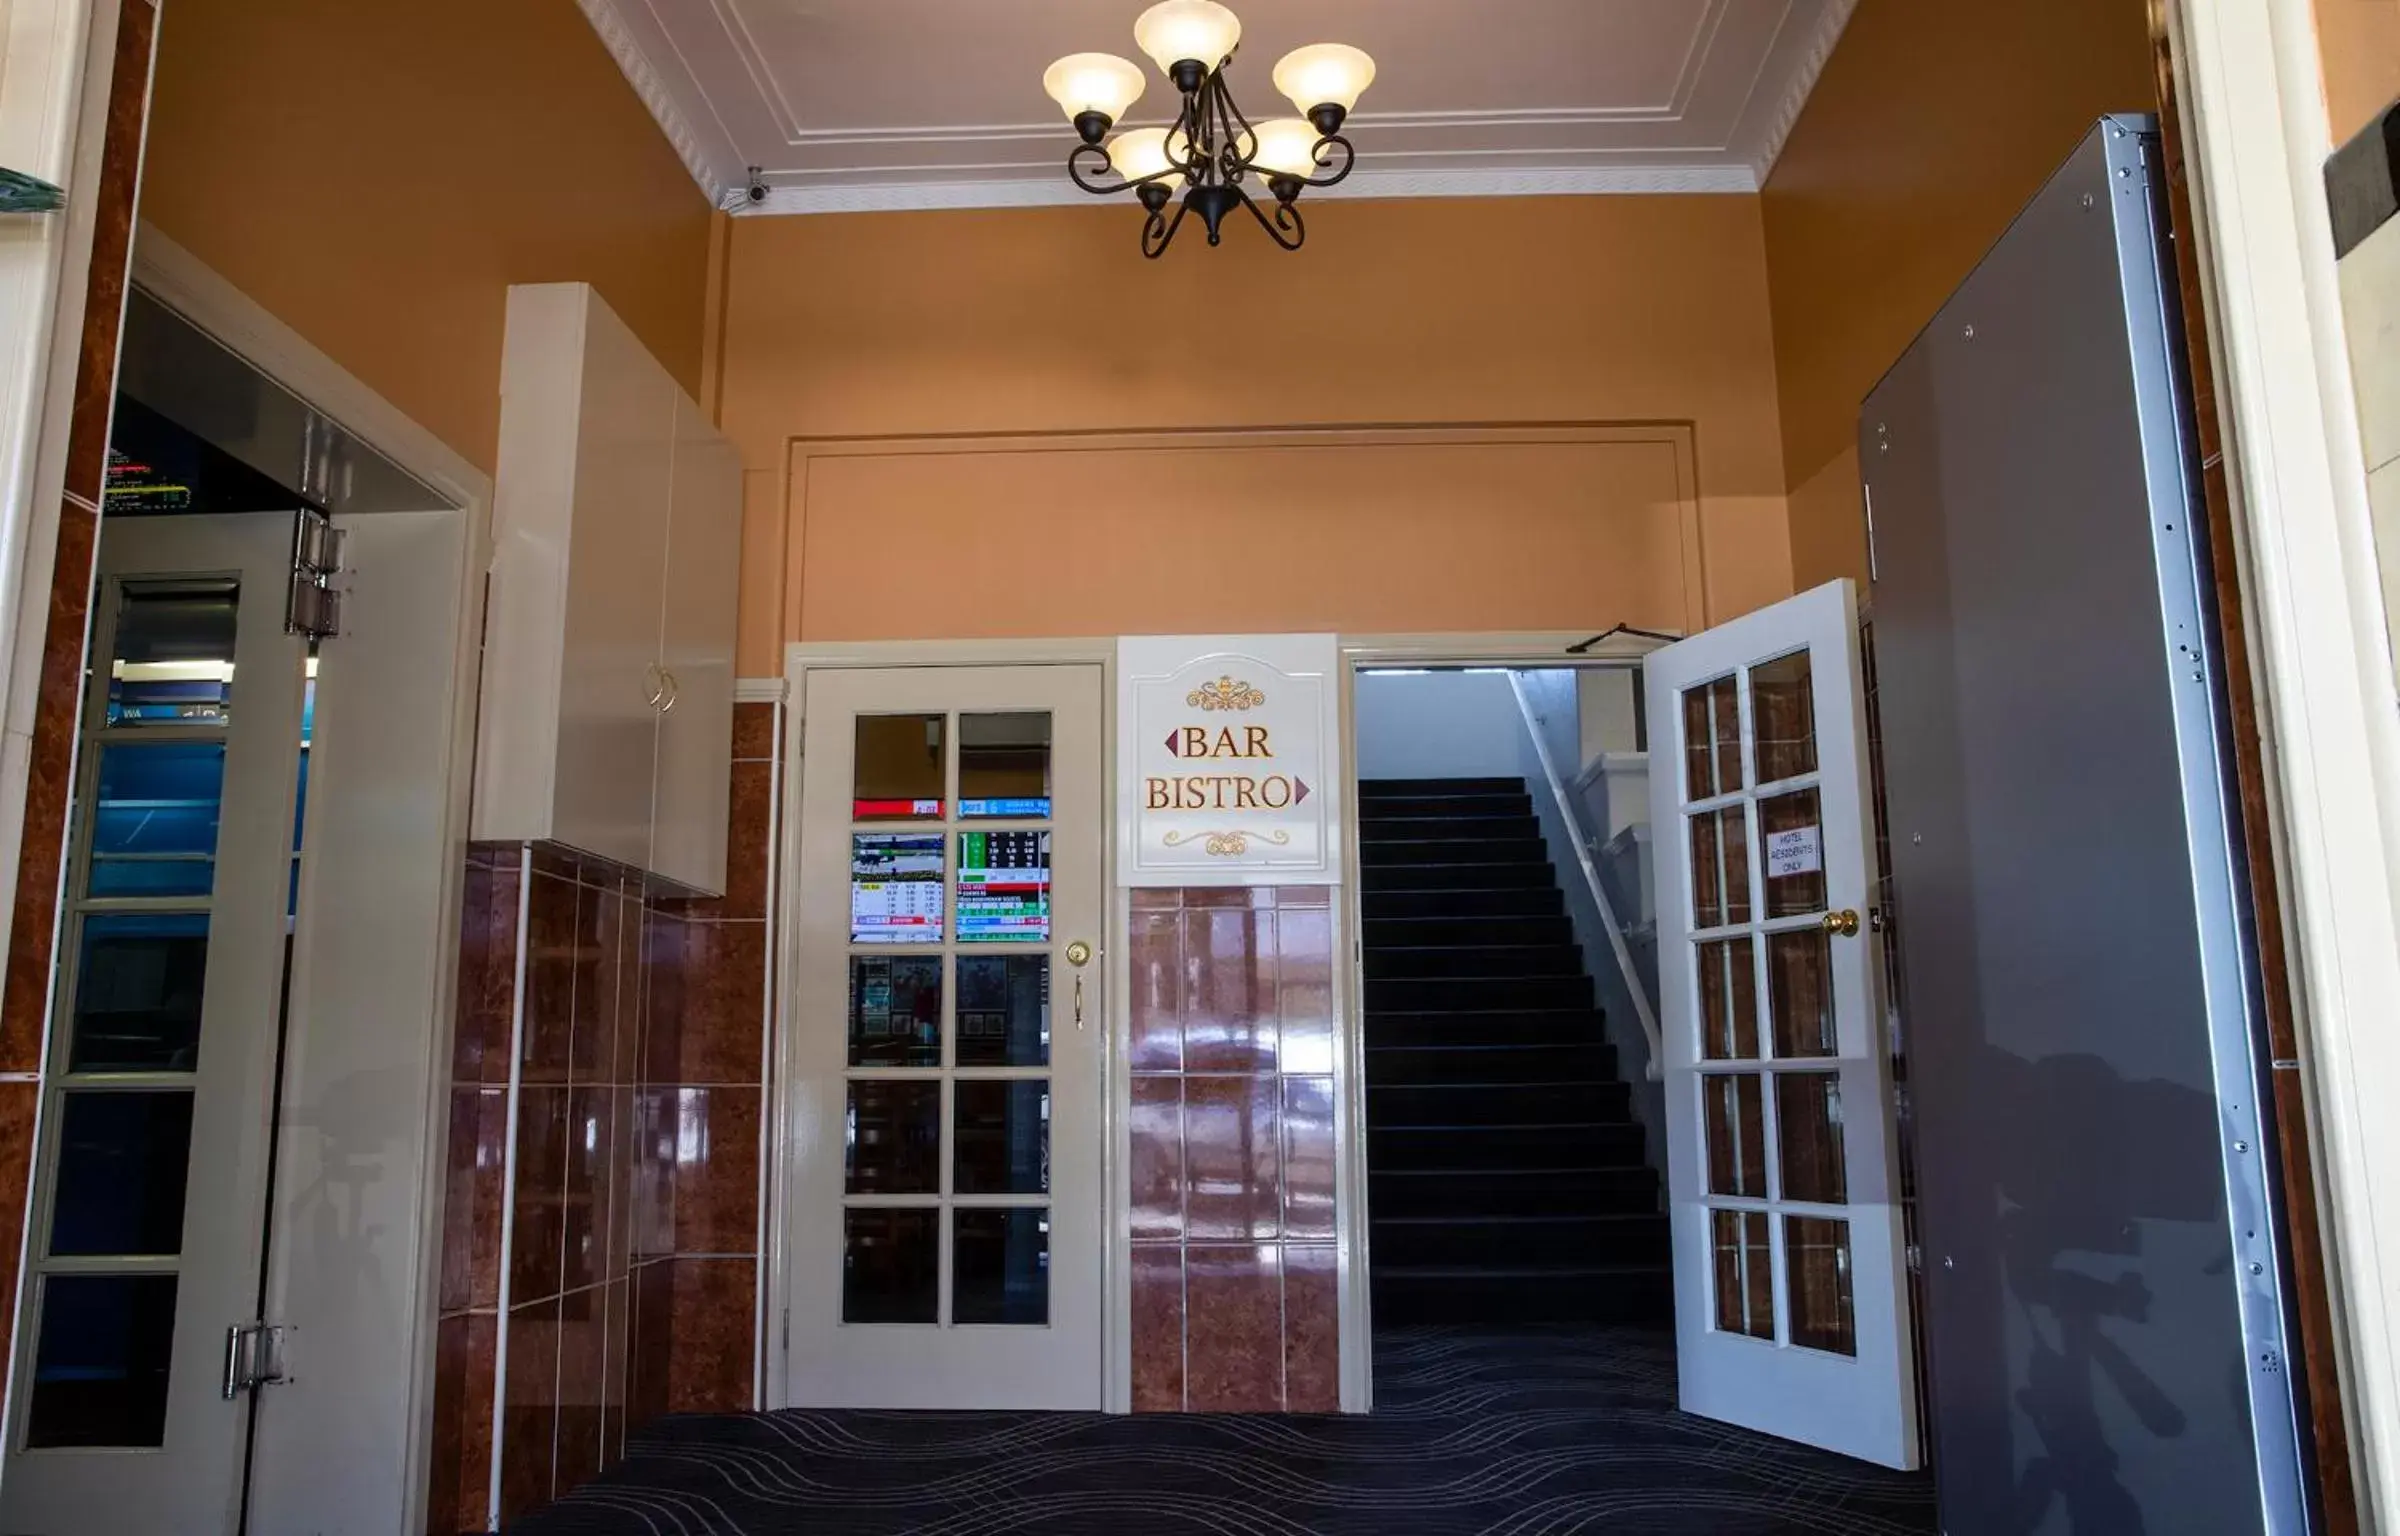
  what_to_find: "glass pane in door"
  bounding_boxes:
[1750,650,1818,783]
[1786,1216,1857,1356]
[1689,806,1752,929]
[47,1092,196,1256]
[954,1208,1048,1325]
[851,835,945,945]
[959,713,1051,818]
[848,956,942,1068]
[1759,790,1826,918]
[956,956,1049,1067]
[1697,938,1758,1059]
[955,831,1050,944]
[68,915,209,1073]
[953,1082,1049,1195]
[1711,1210,1773,1340]
[1775,1073,1848,1205]
[105,582,238,728]
[846,1082,941,1194]
[1704,1074,1766,1197]
[23,1275,180,1448]
[87,744,227,897]
[842,1209,939,1325]
[1682,678,1743,798]
[853,714,945,819]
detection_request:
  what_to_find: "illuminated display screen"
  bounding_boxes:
[956,831,1049,943]
[854,798,943,820]
[851,834,944,944]
[958,797,1051,819]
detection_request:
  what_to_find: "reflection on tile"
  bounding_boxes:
[1184,1076,1279,1241]
[600,1277,631,1472]
[1127,910,1183,1073]
[665,1257,756,1413]
[522,873,578,1083]
[562,1087,615,1294]
[670,1087,762,1256]
[1185,1246,1282,1412]
[629,1089,678,1263]
[1130,887,1183,910]
[454,856,522,1084]
[1284,1245,1340,1413]
[1276,906,1336,1075]
[676,921,768,1086]
[628,1259,674,1436]
[712,759,774,921]
[1131,1245,1185,1413]
[426,1311,496,1536]
[1185,910,1276,1074]
[499,1297,560,1522]
[1186,887,1275,909]
[554,1284,607,1492]
[570,881,626,1086]
[638,910,688,1086]
[607,1085,637,1282]
[1281,1077,1336,1241]
[510,1086,568,1302]
[1129,1078,1184,1241]
[443,1087,508,1312]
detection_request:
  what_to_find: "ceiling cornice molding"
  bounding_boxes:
[577,0,744,206]
[1749,0,1857,183]
[742,161,1758,217]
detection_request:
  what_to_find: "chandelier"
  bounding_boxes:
[1041,1,1375,258]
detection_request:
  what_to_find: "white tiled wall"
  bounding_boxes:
[2338,215,2400,681]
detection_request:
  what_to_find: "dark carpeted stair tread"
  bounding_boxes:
[1368,944,1585,979]
[1364,862,1557,892]
[1360,776,1527,796]
[1365,888,1565,918]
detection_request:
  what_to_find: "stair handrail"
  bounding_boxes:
[1507,673,1664,1083]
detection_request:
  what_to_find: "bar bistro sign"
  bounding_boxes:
[1117,634,1343,886]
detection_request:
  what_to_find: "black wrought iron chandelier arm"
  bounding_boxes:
[1299,132,1355,189]
[1141,196,1189,259]
[1067,141,1125,195]
[1240,184,1306,250]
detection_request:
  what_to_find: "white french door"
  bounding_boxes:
[3,514,307,1533]
[1643,579,1920,1470]
[784,664,1105,1409]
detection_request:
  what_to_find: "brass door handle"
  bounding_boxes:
[1822,909,1862,938]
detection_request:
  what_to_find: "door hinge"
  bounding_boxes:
[781,1307,790,1351]
[1862,480,1880,584]
[1905,1243,1923,1276]
[286,506,346,639]
[222,1321,290,1399]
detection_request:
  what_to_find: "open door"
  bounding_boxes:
[1643,578,1919,1469]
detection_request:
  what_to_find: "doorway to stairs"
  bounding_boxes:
[1353,666,1669,1339]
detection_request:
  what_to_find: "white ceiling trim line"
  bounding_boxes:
[1748,0,1858,181]
[740,162,1759,216]
[578,0,743,203]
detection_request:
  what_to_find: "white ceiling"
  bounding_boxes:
[576,0,1857,214]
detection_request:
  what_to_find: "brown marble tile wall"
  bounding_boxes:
[0,0,158,1467]
[427,701,779,1529]
[1127,886,1341,1413]
[628,698,779,1428]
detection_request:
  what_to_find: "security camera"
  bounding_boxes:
[746,167,768,206]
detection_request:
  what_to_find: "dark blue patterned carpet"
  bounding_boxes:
[512,1327,1939,1534]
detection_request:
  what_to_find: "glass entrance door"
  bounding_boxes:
[784,665,1105,1409]
[2,514,308,1534]
[1643,580,1921,1470]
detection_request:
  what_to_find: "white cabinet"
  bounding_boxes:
[473,283,742,894]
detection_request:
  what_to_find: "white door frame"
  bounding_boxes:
[769,639,1124,1409]
[2170,0,2400,1520]
[0,227,491,1534]
[1335,630,1671,1415]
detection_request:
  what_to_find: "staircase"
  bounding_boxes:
[1362,776,1672,1327]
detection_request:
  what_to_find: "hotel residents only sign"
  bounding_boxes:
[1117,635,1344,886]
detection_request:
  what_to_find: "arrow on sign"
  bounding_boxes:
[1165,730,1181,757]
[1295,778,1311,805]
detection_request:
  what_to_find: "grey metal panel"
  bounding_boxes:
[1862,119,2307,1535]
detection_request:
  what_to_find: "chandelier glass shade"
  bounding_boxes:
[1041,2,1374,258]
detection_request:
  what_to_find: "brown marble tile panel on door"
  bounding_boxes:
[424,1312,496,1536]
[666,1085,762,1255]
[499,1297,563,1523]
[1183,1076,1281,1242]
[1184,1245,1284,1413]
[1128,1077,1185,1241]
[1130,1244,1188,1413]
[1283,1244,1341,1414]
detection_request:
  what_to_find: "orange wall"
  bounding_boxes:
[1762,0,2159,588]
[2314,0,2400,146]
[140,0,715,475]
[717,195,1793,673]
